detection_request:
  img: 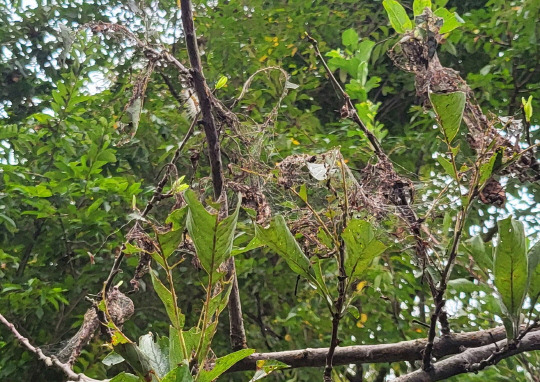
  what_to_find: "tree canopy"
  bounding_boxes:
[1,0,539,381]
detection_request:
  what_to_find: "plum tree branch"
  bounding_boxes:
[229,325,536,372]
[394,330,540,382]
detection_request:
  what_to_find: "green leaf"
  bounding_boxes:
[231,236,263,256]
[150,270,184,329]
[493,217,528,338]
[184,189,241,274]
[355,40,375,63]
[342,28,359,49]
[255,215,313,280]
[479,149,502,185]
[522,95,533,122]
[165,206,188,231]
[158,229,183,259]
[197,349,255,382]
[527,241,540,303]
[248,360,290,381]
[168,326,185,370]
[413,0,431,16]
[102,351,125,366]
[462,235,493,275]
[342,219,386,278]
[298,184,308,202]
[383,0,413,33]
[162,362,193,382]
[429,91,466,143]
[436,155,457,181]
[215,76,228,90]
[109,372,140,382]
[114,342,153,377]
[138,333,170,378]
[434,8,464,34]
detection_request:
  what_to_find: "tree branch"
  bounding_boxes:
[179,0,247,351]
[229,325,528,372]
[0,314,104,382]
[394,330,540,382]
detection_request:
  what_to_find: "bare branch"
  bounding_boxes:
[229,325,530,372]
[0,313,105,382]
[394,330,540,382]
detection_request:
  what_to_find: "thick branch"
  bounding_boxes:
[394,330,540,382]
[179,0,247,350]
[230,326,521,372]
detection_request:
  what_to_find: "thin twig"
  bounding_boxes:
[0,314,104,382]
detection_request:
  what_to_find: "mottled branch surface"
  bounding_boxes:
[230,325,527,372]
[394,330,540,382]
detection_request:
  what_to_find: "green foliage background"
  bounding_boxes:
[1,0,539,381]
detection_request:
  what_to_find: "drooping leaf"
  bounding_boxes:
[462,235,493,275]
[479,148,503,185]
[342,219,386,278]
[493,217,528,337]
[114,342,153,377]
[150,270,184,329]
[527,241,540,303]
[165,206,188,231]
[436,155,457,181]
[168,326,185,371]
[255,215,313,280]
[429,91,466,143]
[383,0,413,33]
[197,349,255,382]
